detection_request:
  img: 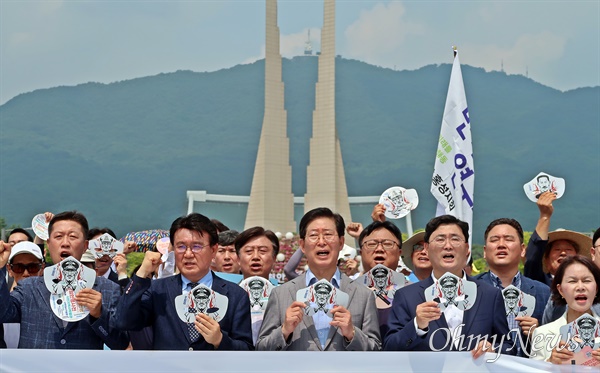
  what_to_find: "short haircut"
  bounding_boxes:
[537,175,550,183]
[358,221,402,249]
[234,226,279,258]
[218,230,239,246]
[48,211,89,239]
[8,228,33,242]
[169,213,218,246]
[299,207,345,239]
[551,255,600,306]
[593,227,600,246]
[484,218,524,243]
[87,227,117,240]
[210,219,230,233]
[424,215,469,243]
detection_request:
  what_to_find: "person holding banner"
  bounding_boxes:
[384,215,513,358]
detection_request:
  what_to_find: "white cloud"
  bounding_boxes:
[464,31,567,75]
[243,27,321,64]
[343,2,423,65]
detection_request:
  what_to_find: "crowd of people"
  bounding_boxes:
[0,191,598,365]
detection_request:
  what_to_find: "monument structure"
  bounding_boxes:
[244,0,296,233]
[304,0,353,236]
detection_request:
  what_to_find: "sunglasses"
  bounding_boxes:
[10,262,42,274]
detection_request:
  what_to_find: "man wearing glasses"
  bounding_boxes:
[384,215,513,359]
[256,207,381,351]
[115,213,253,350]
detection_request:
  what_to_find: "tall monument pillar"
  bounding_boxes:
[304,0,353,236]
[245,0,296,233]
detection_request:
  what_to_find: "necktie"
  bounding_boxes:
[188,282,200,342]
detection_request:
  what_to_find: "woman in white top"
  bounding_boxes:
[530,255,600,363]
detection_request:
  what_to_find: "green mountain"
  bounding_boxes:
[1,56,598,243]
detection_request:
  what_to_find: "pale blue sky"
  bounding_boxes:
[1,0,598,105]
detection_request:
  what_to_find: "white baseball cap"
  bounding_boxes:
[9,241,43,263]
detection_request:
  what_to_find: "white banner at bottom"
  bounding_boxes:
[0,349,580,372]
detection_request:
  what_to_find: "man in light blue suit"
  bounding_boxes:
[384,215,514,358]
[0,211,128,349]
[115,213,253,350]
[474,218,550,357]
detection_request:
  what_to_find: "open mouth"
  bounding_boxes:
[60,251,71,259]
[496,251,508,258]
[250,263,262,271]
[417,257,429,262]
[575,294,588,303]
[442,253,455,262]
[316,250,330,258]
[373,255,386,263]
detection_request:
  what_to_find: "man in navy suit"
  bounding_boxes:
[0,211,129,349]
[384,215,513,359]
[474,218,550,357]
[115,213,253,350]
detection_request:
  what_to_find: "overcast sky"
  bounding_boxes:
[1,0,598,105]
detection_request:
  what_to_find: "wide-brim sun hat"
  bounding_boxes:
[542,229,592,273]
[402,231,426,271]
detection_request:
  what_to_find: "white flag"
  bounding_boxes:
[430,49,474,247]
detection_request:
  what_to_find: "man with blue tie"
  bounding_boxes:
[384,215,514,359]
[256,207,381,351]
[115,213,253,350]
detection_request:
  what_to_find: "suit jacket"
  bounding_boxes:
[0,268,129,349]
[524,231,553,286]
[383,276,514,354]
[115,272,253,350]
[107,269,130,291]
[474,271,550,324]
[255,273,381,351]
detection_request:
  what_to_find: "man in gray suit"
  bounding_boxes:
[256,207,381,351]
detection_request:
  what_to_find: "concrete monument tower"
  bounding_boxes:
[244,0,296,233]
[304,0,353,234]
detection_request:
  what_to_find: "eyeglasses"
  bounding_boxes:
[10,262,42,274]
[413,243,425,252]
[429,235,465,248]
[174,244,208,253]
[305,232,338,244]
[361,239,398,251]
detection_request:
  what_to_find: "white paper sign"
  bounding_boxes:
[239,276,274,311]
[355,264,406,309]
[560,314,600,353]
[156,237,170,262]
[424,272,476,311]
[31,214,49,240]
[502,285,536,318]
[296,279,349,318]
[43,256,97,321]
[88,233,124,259]
[175,284,229,323]
[379,186,419,219]
[523,172,566,202]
